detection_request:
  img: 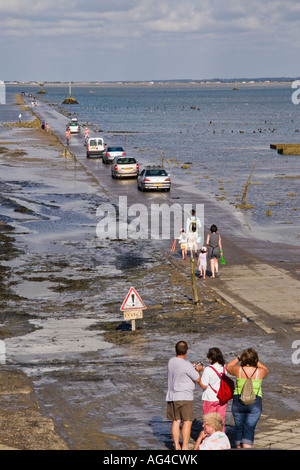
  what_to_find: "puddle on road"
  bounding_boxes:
[5,318,113,365]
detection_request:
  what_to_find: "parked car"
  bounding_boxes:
[67,118,81,134]
[86,137,105,158]
[137,167,171,191]
[111,156,139,179]
[103,146,126,164]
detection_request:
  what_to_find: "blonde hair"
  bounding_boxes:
[203,413,224,432]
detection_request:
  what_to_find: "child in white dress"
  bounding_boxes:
[197,246,207,279]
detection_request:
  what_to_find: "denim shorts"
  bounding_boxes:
[231,394,262,446]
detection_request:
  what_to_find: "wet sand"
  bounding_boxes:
[0,97,299,451]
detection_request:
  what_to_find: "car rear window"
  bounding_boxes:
[89,139,97,146]
[108,147,123,152]
[146,170,167,176]
[117,158,136,164]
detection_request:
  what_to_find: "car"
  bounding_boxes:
[137,167,171,191]
[86,137,105,158]
[103,146,126,164]
[111,156,139,179]
[67,118,81,134]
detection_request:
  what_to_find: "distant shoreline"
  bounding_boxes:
[5,80,296,88]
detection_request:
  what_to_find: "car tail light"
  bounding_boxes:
[106,153,110,156]
[165,178,171,182]
[114,165,118,170]
[144,178,151,182]
[122,152,126,155]
[136,163,139,170]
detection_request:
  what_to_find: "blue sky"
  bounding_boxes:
[0,0,299,82]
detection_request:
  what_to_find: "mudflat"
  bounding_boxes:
[0,98,299,450]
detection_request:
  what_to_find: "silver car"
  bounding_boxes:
[103,146,126,164]
[137,167,171,191]
[111,156,139,179]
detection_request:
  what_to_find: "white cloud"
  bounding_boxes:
[0,0,299,80]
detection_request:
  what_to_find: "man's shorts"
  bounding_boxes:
[167,400,194,422]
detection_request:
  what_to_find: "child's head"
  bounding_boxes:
[181,228,185,233]
[201,246,207,253]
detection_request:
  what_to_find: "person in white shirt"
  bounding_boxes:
[197,348,229,427]
[166,341,201,450]
[186,209,202,258]
[171,229,188,260]
[197,246,207,279]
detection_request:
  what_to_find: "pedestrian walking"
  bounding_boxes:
[206,224,223,278]
[166,341,201,450]
[171,228,188,260]
[186,209,202,258]
[18,113,22,122]
[197,246,207,279]
[226,348,269,448]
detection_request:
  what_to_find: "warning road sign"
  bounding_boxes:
[120,287,147,311]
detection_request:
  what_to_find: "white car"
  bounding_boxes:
[67,118,81,134]
[103,146,126,164]
[86,137,105,158]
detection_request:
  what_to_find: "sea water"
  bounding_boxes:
[3,83,300,244]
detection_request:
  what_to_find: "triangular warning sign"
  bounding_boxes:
[120,287,147,311]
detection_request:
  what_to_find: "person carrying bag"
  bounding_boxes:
[226,348,269,448]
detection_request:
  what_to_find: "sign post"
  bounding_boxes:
[120,287,147,331]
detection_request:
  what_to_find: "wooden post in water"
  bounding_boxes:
[190,258,199,304]
[241,160,257,206]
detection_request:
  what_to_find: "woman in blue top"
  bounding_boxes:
[226,348,269,448]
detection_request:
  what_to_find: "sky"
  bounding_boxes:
[0,0,299,82]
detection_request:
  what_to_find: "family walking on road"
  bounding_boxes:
[166,341,269,450]
[171,208,224,279]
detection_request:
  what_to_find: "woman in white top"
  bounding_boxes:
[197,348,229,426]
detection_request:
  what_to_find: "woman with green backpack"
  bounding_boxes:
[226,348,269,448]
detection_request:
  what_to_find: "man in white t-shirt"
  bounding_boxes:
[186,209,202,258]
[166,341,201,450]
